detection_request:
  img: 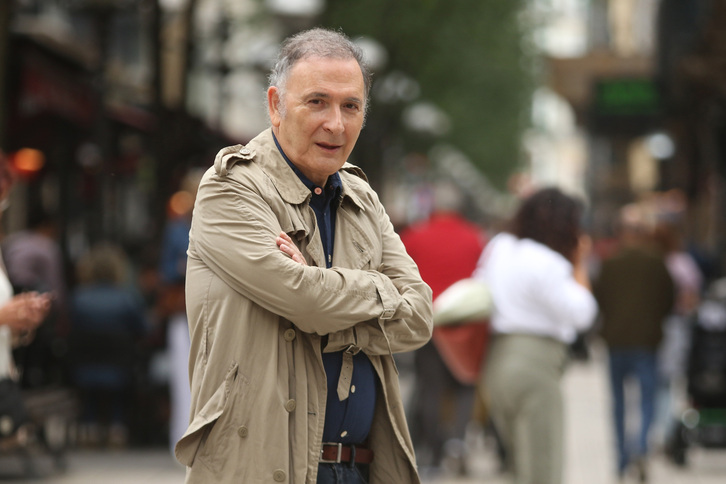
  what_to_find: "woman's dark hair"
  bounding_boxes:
[508,187,584,262]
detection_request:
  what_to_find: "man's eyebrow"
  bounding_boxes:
[307,91,330,99]
[306,92,363,105]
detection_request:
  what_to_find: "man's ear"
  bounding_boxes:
[268,87,282,127]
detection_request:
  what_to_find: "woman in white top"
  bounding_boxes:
[472,187,597,484]
[0,276,51,380]
[0,153,51,440]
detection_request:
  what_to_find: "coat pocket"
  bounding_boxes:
[174,362,239,466]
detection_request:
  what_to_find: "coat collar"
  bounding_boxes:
[222,128,367,212]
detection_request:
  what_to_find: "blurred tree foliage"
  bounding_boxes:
[320,0,535,190]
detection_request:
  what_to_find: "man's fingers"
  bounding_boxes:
[276,232,307,265]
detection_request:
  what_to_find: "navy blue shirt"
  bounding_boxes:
[273,134,377,444]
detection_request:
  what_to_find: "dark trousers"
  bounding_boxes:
[409,341,475,466]
[317,463,369,483]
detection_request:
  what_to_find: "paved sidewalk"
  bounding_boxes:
[0,448,185,483]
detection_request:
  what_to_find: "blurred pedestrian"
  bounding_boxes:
[175,28,432,484]
[400,181,487,476]
[0,152,51,443]
[652,219,703,449]
[0,293,51,444]
[593,204,675,482]
[1,207,66,309]
[471,187,597,484]
[68,243,149,448]
[2,206,68,389]
[157,168,203,455]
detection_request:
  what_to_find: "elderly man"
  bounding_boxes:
[174,28,433,484]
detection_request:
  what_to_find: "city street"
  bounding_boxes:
[1,343,725,483]
[427,343,726,484]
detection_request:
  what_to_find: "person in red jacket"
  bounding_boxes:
[400,182,488,476]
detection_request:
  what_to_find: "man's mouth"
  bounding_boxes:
[317,142,341,152]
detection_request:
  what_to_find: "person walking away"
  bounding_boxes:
[400,181,487,476]
[593,204,675,482]
[175,28,433,484]
[471,187,597,484]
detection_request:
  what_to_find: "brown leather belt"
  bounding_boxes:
[320,443,374,464]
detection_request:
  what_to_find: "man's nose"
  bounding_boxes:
[323,107,345,134]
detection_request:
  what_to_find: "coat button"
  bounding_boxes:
[237,426,248,438]
[284,399,296,412]
[238,147,255,159]
[273,469,286,482]
[283,329,296,341]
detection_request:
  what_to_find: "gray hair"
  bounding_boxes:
[268,28,372,117]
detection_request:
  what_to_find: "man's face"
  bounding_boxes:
[268,56,366,187]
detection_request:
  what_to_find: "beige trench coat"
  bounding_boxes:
[175,129,433,483]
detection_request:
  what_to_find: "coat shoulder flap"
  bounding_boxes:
[214,144,257,177]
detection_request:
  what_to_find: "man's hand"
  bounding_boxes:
[277,232,307,266]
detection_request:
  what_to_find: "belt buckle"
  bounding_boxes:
[344,344,360,355]
[320,442,343,464]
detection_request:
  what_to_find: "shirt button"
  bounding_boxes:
[284,399,296,412]
[340,430,348,438]
[273,469,286,482]
[237,426,248,438]
[283,329,296,341]
[314,187,323,195]
[351,385,356,394]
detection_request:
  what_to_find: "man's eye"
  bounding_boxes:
[344,103,360,111]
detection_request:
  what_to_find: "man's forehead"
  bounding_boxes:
[289,56,364,83]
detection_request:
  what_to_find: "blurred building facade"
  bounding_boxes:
[3,1,181,270]
[0,0,725,277]
[529,0,725,277]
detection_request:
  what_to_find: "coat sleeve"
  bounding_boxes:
[326,197,434,356]
[188,167,432,348]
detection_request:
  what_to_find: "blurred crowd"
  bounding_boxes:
[0,151,204,457]
[0,144,724,484]
[398,182,723,484]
